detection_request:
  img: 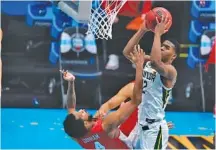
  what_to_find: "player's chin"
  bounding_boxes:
[161,52,168,58]
[161,54,166,60]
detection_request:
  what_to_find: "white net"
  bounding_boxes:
[86,0,127,40]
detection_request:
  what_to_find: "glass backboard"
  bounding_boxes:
[57,0,92,23]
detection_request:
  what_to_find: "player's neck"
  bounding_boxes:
[162,59,172,65]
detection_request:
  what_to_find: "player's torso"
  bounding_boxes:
[119,107,138,136]
[138,61,172,123]
[77,120,129,149]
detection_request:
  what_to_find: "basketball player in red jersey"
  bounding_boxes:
[62,47,145,149]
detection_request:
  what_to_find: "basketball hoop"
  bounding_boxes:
[86,0,127,40]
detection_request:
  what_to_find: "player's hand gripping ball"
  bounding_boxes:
[145,7,172,32]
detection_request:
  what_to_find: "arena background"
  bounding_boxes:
[1,0,215,149]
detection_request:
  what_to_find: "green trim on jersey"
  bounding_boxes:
[162,87,171,108]
[154,126,162,149]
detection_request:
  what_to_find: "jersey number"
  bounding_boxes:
[94,141,105,149]
[143,80,147,94]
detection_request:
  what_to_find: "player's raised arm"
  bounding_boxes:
[94,82,134,118]
[60,70,76,114]
[102,45,144,133]
[123,15,150,62]
[150,16,176,80]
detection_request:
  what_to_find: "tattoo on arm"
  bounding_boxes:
[67,81,76,109]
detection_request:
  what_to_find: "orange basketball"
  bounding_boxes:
[145,7,172,32]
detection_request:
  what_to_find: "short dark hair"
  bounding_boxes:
[63,113,88,138]
[166,38,180,55]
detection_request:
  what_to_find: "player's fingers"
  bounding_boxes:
[161,15,166,23]
[131,50,136,57]
[63,71,68,77]
[129,52,134,59]
[165,20,171,28]
[138,48,142,55]
[141,49,144,54]
[136,44,139,50]
[167,122,174,128]
[164,15,168,24]
[134,45,137,51]
[137,45,141,54]
[100,111,106,117]
[169,124,174,129]
[135,47,139,56]
[134,46,138,54]
[139,48,142,54]
[139,45,142,53]
[60,69,66,75]
[59,70,64,74]
[133,50,137,58]
[156,17,160,24]
[139,49,143,59]
[164,29,169,34]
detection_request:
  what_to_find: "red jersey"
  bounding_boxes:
[77,119,129,149]
[119,81,138,136]
[119,108,138,136]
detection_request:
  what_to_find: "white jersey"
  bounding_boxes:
[138,61,176,125]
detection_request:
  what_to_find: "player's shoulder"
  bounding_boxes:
[128,81,135,86]
[122,82,134,91]
[126,82,135,91]
[167,64,177,71]
[169,64,177,75]
[166,64,177,80]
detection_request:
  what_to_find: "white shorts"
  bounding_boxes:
[138,120,169,150]
[119,123,140,149]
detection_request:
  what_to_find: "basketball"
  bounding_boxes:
[145,7,172,32]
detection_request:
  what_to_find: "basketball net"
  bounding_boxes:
[86,0,127,40]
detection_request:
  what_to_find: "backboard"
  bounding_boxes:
[57,0,92,23]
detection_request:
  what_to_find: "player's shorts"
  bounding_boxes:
[119,122,140,149]
[135,120,169,150]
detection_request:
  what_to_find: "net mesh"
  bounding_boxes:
[86,0,127,40]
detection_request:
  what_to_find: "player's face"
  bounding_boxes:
[161,40,176,62]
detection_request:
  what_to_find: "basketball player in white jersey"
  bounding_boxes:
[123,15,179,149]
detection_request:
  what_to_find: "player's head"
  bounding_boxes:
[161,38,180,63]
[63,109,95,138]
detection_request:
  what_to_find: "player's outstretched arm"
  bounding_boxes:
[123,15,150,62]
[150,16,176,80]
[60,70,76,114]
[94,82,134,118]
[102,46,144,133]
